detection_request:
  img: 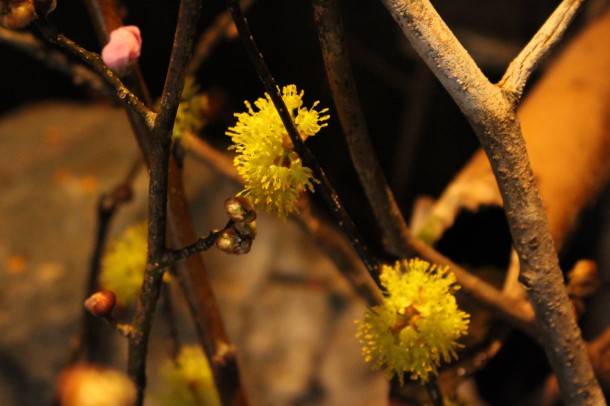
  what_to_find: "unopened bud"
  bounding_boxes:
[84,290,116,317]
[216,229,239,254]
[216,228,253,255]
[234,220,257,239]
[224,196,256,223]
[101,26,142,71]
[1,0,36,29]
[234,238,252,255]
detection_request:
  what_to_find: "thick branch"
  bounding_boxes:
[499,0,585,97]
[312,0,413,258]
[380,0,604,404]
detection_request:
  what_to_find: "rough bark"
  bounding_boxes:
[380,0,604,404]
[418,10,610,251]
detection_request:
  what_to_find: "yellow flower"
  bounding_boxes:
[173,76,208,143]
[157,345,220,406]
[100,222,169,305]
[226,84,329,217]
[356,258,470,384]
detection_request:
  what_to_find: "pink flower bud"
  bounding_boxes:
[101,26,142,71]
[84,290,116,317]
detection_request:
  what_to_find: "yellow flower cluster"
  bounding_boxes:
[357,258,470,384]
[100,222,169,306]
[157,345,220,406]
[226,85,329,217]
[173,76,208,143]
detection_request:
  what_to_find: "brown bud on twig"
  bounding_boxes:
[216,229,240,254]
[216,228,253,255]
[224,196,256,223]
[234,237,252,255]
[84,290,116,318]
[234,220,257,239]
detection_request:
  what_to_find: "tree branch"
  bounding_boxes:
[126,0,201,403]
[183,132,536,333]
[499,0,585,98]
[34,20,156,129]
[80,1,247,403]
[188,0,255,75]
[380,0,604,404]
[0,26,108,95]
[226,0,381,282]
[311,0,414,258]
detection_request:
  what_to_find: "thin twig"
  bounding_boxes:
[69,159,141,363]
[127,0,201,403]
[312,0,413,258]
[380,0,604,403]
[183,133,383,306]
[83,0,123,44]
[34,20,156,129]
[80,0,247,403]
[410,237,536,337]
[183,134,537,331]
[425,379,444,406]
[296,200,383,306]
[0,26,108,95]
[166,159,246,406]
[188,0,255,75]
[184,133,243,184]
[499,0,585,98]
[226,0,380,281]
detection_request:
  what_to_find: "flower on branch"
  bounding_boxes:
[101,26,142,71]
[100,222,169,305]
[356,258,470,384]
[226,84,329,217]
[173,76,208,143]
[156,345,221,406]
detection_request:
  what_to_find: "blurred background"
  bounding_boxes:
[1,0,610,405]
